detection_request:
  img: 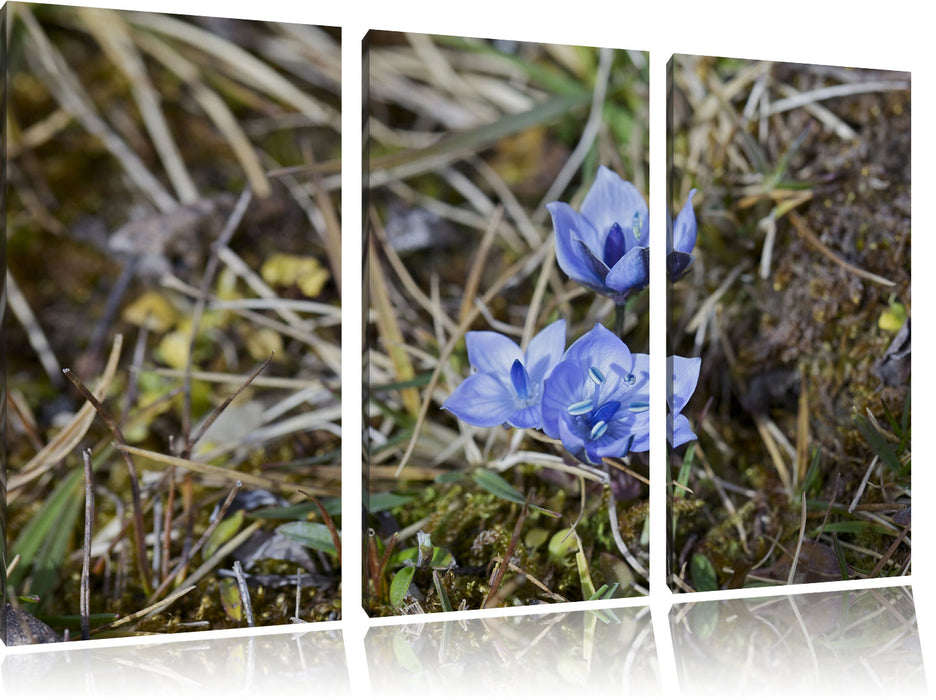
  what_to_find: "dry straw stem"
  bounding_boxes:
[368,230,420,418]
[128,13,337,129]
[80,8,200,205]
[7,270,62,386]
[92,584,197,634]
[132,30,272,198]
[17,5,177,212]
[63,366,153,589]
[116,443,282,491]
[181,187,253,452]
[9,334,123,493]
[788,210,896,287]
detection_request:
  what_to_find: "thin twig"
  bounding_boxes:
[483,491,531,609]
[787,492,808,585]
[301,489,342,567]
[186,352,274,454]
[91,585,196,634]
[181,186,253,455]
[81,449,95,641]
[149,479,242,602]
[232,560,255,627]
[64,366,153,589]
[788,211,895,287]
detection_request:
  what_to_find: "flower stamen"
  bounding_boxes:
[568,400,593,416]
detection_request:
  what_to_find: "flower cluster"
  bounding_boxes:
[444,168,701,465]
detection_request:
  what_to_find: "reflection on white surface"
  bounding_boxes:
[671,586,926,696]
[0,626,349,698]
[365,605,660,697]
[0,586,927,698]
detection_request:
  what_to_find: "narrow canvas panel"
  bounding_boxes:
[3,3,341,644]
[364,31,650,615]
[666,56,910,592]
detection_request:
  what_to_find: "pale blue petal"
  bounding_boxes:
[466,331,521,375]
[525,319,566,384]
[442,373,516,427]
[605,245,649,295]
[563,324,632,382]
[541,362,585,439]
[667,355,701,415]
[507,404,542,430]
[546,201,605,289]
[580,166,648,244]
[672,189,698,254]
[668,413,697,448]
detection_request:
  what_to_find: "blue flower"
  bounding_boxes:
[667,189,698,281]
[541,324,650,465]
[546,166,649,303]
[667,355,701,447]
[442,320,566,430]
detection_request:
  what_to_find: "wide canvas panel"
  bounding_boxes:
[666,56,911,592]
[364,31,651,614]
[3,2,341,644]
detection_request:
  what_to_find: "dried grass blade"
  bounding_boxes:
[186,353,273,454]
[796,373,810,487]
[133,30,272,197]
[129,13,336,127]
[18,6,176,212]
[92,584,197,634]
[300,489,342,567]
[789,211,895,287]
[116,443,277,490]
[368,233,420,418]
[81,449,95,641]
[82,8,199,204]
[483,491,531,609]
[10,334,123,492]
[64,367,152,589]
[457,206,503,324]
[7,270,62,386]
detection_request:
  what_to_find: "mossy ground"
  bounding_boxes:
[668,57,910,590]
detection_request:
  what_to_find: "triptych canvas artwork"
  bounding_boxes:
[0,2,918,690]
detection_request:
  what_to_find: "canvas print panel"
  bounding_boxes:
[365,32,650,614]
[667,56,910,591]
[4,3,341,643]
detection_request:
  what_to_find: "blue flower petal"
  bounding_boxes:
[605,245,649,296]
[546,201,605,289]
[580,166,648,246]
[672,189,698,254]
[667,355,701,415]
[442,373,517,428]
[563,324,632,382]
[524,319,566,384]
[466,331,521,375]
[668,413,697,448]
[541,361,585,439]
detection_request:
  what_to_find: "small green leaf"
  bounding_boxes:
[391,546,455,570]
[367,492,416,512]
[690,553,718,592]
[277,521,338,555]
[472,468,559,517]
[389,566,416,608]
[432,570,453,612]
[204,509,244,560]
[854,412,906,477]
[219,578,243,622]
